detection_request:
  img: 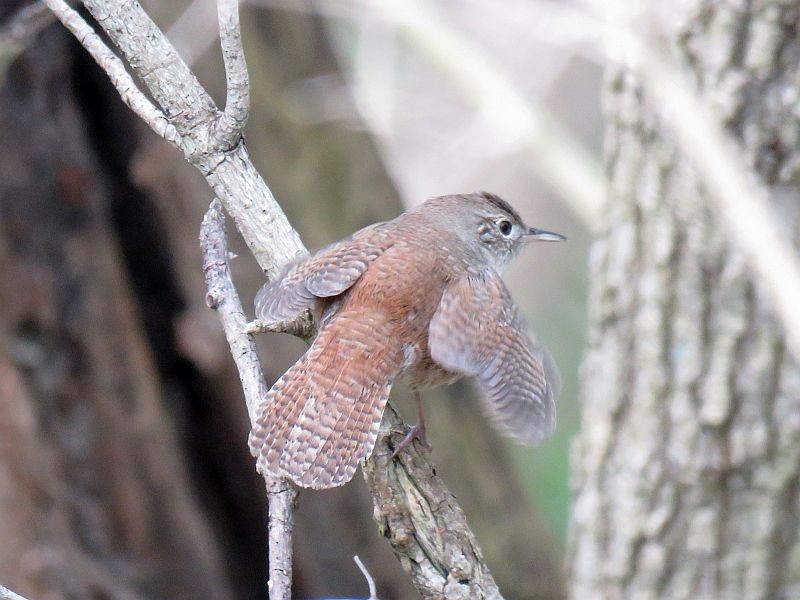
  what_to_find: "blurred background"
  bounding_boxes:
[4,0,799,599]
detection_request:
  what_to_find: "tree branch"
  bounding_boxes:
[353,556,378,600]
[363,406,503,599]
[48,0,304,277]
[202,199,504,598]
[0,585,28,600]
[41,0,182,146]
[201,200,297,600]
[244,315,315,340]
[216,0,250,145]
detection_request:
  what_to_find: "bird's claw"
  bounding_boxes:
[391,423,431,459]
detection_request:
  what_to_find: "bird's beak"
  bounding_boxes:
[526,227,566,242]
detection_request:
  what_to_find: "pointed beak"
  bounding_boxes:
[526,227,566,242]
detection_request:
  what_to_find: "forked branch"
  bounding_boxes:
[48,1,503,597]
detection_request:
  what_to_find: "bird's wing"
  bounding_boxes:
[428,270,560,445]
[255,223,390,322]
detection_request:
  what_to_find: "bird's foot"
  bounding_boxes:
[391,422,431,459]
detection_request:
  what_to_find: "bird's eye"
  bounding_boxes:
[498,220,513,236]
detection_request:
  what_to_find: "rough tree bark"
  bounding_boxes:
[569,2,800,598]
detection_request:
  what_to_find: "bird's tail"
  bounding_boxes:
[248,310,402,489]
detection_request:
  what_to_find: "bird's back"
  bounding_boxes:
[333,218,466,388]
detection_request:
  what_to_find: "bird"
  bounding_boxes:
[248,191,564,489]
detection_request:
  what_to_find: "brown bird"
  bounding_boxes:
[248,192,564,489]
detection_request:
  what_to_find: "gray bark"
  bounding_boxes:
[568,2,800,598]
[363,405,503,600]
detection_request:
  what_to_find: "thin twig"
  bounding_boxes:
[201,200,298,600]
[353,556,378,600]
[216,0,250,145]
[41,0,182,147]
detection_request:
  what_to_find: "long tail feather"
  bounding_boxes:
[248,311,402,489]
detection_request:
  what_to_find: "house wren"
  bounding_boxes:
[249,192,564,489]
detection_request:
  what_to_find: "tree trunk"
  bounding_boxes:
[568,2,800,598]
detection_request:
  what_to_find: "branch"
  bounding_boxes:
[41,0,182,146]
[47,0,305,276]
[0,585,28,600]
[363,406,503,599]
[216,0,250,145]
[201,200,297,600]
[244,315,315,340]
[353,556,378,600]
[203,204,502,599]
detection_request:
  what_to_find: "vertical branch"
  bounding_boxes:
[266,479,296,600]
[201,201,297,600]
[216,0,250,145]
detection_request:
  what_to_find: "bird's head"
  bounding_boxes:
[421,191,566,273]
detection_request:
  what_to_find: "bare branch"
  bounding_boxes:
[201,200,298,600]
[266,478,297,600]
[78,0,217,146]
[363,406,503,599]
[0,585,28,600]
[201,201,269,423]
[216,0,250,145]
[244,315,315,340]
[353,556,378,600]
[51,0,305,276]
[41,0,182,147]
[49,3,509,597]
